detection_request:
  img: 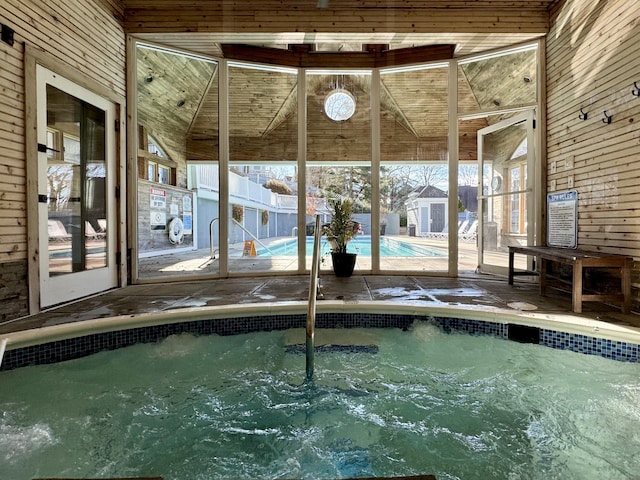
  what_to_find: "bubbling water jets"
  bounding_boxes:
[0,419,57,464]
[409,320,444,342]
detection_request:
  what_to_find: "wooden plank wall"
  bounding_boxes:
[0,0,125,265]
[0,0,125,319]
[546,0,640,261]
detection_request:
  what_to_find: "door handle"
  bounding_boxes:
[37,143,60,153]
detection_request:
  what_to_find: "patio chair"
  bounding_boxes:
[456,219,470,237]
[427,219,469,240]
[460,220,478,242]
[47,219,71,242]
[85,221,106,240]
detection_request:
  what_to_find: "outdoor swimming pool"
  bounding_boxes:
[1,322,639,480]
[258,236,444,257]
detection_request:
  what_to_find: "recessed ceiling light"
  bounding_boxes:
[176,100,186,107]
[144,75,154,83]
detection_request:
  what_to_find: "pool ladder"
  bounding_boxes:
[306,215,322,382]
[209,217,275,259]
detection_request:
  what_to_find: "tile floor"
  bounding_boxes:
[1,274,638,335]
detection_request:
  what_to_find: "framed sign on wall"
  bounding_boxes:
[547,190,578,248]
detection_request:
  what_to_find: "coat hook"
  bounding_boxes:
[602,110,613,124]
[578,108,588,120]
[633,82,640,97]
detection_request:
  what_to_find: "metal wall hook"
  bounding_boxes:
[602,110,613,124]
[633,81,640,97]
[578,108,588,120]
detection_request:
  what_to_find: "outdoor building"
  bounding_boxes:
[405,185,448,237]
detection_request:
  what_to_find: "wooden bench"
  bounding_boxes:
[508,245,632,314]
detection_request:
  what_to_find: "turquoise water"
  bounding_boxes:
[258,236,444,257]
[1,323,639,480]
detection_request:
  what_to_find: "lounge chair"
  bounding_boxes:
[456,219,470,237]
[48,219,71,242]
[460,220,478,242]
[85,221,106,240]
[426,219,469,240]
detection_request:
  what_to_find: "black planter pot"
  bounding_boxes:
[331,252,357,277]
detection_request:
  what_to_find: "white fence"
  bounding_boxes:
[189,164,327,214]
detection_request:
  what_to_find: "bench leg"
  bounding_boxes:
[508,250,515,285]
[539,257,547,296]
[622,259,632,314]
[572,261,583,313]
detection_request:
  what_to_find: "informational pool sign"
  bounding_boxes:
[150,187,166,209]
[547,190,578,248]
[182,214,192,234]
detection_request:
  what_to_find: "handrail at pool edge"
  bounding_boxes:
[0,338,8,369]
[306,215,322,381]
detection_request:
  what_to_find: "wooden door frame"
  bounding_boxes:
[25,46,127,313]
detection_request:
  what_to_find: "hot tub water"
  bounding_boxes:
[1,322,639,479]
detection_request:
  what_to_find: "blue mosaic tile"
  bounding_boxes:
[539,329,639,362]
[1,313,638,371]
[426,316,508,339]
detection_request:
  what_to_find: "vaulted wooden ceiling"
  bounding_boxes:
[136,44,537,163]
[131,0,552,163]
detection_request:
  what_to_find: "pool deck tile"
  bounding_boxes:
[1,274,639,336]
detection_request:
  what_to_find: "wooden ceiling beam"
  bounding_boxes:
[220,43,455,68]
[124,2,552,35]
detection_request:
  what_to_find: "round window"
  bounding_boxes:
[324,89,356,121]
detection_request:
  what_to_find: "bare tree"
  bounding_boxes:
[458,164,479,186]
[413,164,448,188]
[47,165,73,211]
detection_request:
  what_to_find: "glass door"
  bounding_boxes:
[477,111,535,275]
[37,66,117,307]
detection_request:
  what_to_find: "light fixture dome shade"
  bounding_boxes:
[324,89,356,121]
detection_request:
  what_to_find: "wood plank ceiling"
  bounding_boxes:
[129,1,554,163]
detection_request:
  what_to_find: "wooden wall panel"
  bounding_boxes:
[546,0,640,260]
[0,0,125,264]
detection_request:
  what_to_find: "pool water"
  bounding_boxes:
[1,323,639,480]
[258,236,444,257]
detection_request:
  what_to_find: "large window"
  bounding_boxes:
[132,41,540,280]
[135,44,218,279]
[306,71,372,272]
[380,64,450,272]
[228,63,298,274]
[458,45,537,116]
[508,162,527,234]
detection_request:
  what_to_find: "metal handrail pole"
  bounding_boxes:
[209,218,219,259]
[231,219,276,255]
[0,338,8,369]
[306,215,321,382]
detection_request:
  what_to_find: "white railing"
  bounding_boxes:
[278,195,298,210]
[190,164,297,212]
[192,164,220,192]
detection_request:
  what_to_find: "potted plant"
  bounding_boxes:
[322,198,360,277]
